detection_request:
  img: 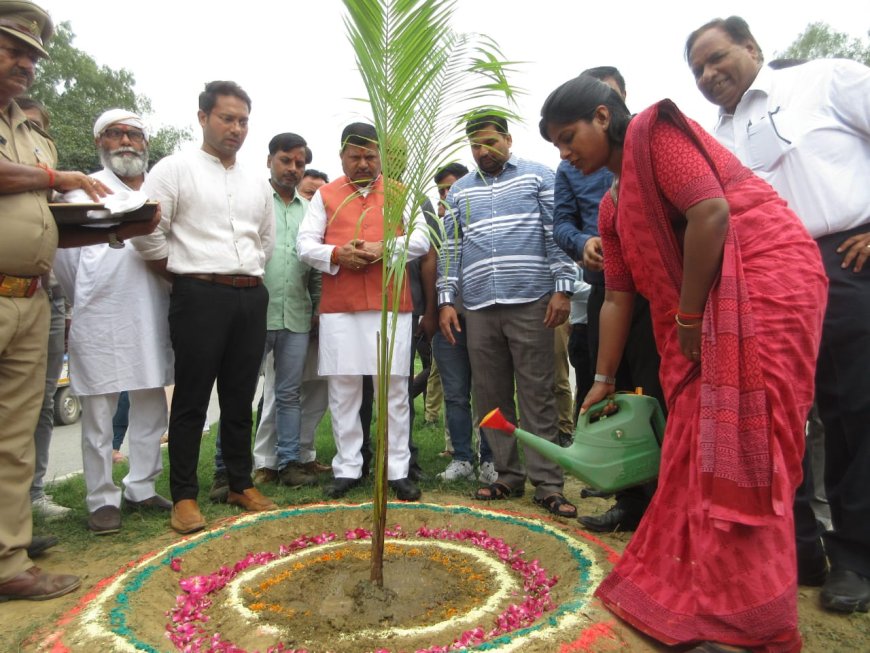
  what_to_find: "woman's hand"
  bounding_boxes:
[579,381,615,415]
[677,321,702,362]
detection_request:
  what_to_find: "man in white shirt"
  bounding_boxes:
[133,81,276,534]
[54,110,172,535]
[296,123,429,501]
[687,16,870,614]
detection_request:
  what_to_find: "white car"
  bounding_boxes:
[54,353,82,425]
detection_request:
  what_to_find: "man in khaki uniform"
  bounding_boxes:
[0,0,158,601]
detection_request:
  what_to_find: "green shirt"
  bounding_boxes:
[264,189,321,332]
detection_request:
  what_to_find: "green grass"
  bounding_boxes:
[35,393,478,552]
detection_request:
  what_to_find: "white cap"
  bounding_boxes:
[93,108,148,140]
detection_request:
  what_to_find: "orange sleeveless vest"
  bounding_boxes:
[318,175,412,314]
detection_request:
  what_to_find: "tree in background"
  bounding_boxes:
[778,22,870,66]
[29,22,190,172]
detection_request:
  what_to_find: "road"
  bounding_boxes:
[44,382,233,483]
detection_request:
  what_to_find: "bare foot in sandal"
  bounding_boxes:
[474,482,523,500]
[534,493,577,518]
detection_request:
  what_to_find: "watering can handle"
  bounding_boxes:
[579,396,617,427]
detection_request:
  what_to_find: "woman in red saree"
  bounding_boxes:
[539,76,827,652]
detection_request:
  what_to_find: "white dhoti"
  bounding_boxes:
[318,311,412,480]
[80,389,167,511]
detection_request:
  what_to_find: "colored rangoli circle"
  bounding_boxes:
[44,503,619,652]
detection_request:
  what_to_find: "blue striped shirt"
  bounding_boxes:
[437,155,575,310]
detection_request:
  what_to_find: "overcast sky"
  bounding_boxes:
[39,0,870,184]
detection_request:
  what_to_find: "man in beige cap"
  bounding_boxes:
[0,0,158,601]
[54,109,173,536]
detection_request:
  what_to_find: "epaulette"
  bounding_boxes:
[25,119,55,143]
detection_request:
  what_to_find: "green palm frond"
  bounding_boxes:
[342,0,519,585]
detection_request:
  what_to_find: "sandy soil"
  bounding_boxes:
[6,482,869,653]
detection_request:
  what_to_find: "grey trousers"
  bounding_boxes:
[465,296,564,499]
[30,289,65,501]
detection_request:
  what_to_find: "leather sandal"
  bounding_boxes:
[534,493,577,518]
[474,482,523,500]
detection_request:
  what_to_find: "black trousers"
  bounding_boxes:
[815,227,870,577]
[167,277,267,501]
[567,323,593,425]
[587,285,664,510]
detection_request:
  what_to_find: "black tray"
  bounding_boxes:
[49,201,158,226]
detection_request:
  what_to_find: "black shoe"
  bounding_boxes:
[580,488,614,499]
[325,477,361,500]
[389,477,421,502]
[578,504,641,533]
[27,535,59,558]
[124,494,173,512]
[408,465,427,483]
[820,569,870,613]
[209,470,229,504]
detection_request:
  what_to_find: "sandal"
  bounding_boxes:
[533,493,577,518]
[474,482,524,501]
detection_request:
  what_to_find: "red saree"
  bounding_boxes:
[595,101,827,651]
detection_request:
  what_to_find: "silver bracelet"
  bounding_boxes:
[594,373,616,385]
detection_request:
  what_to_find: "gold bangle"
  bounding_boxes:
[675,314,701,328]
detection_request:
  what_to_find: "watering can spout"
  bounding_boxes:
[479,394,665,493]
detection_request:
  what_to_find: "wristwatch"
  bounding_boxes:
[107,230,125,249]
[594,373,616,385]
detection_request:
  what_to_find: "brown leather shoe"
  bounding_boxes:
[87,505,121,535]
[302,460,332,474]
[252,467,278,485]
[170,499,206,534]
[227,487,277,512]
[0,567,81,602]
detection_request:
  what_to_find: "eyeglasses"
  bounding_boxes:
[100,128,146,143]
[0,44,42,64]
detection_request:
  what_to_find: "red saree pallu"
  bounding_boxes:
[594,101,827,651]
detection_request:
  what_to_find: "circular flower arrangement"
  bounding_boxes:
[43,503,621,653]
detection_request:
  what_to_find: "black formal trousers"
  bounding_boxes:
[815,226,870,577]
[587,284,664,511]
[167,277,268,501]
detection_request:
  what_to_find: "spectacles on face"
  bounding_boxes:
[0,44,42,65]
[100,128,146,143]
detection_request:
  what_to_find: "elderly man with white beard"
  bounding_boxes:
[53,109,173,535]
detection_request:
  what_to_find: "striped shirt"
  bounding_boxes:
[437,154,575,310]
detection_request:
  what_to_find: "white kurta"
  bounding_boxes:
[53,169,173,395]
[318,311,412,376]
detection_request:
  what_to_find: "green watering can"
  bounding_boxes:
[480,392,666,493]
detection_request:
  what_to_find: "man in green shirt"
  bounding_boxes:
[258,132,322,487]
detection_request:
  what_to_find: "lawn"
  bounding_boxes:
[34,393,467,551]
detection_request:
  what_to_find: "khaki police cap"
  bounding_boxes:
[0,0,53,58]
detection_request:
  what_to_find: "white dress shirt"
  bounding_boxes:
[132,148,275,274]
[713,59,870,238]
